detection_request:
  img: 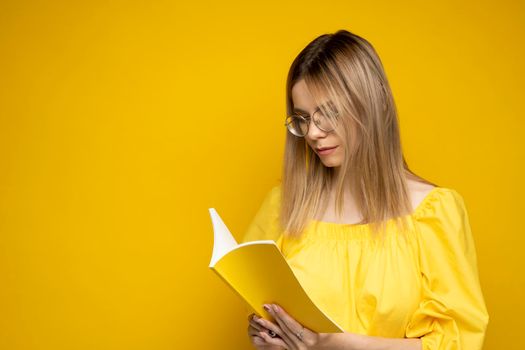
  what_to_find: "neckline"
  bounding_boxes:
[310,186,444,229]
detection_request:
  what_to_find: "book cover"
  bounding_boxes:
[208,208,344,333]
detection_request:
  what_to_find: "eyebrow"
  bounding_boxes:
[293,101,333,115]
[293,106,318,115]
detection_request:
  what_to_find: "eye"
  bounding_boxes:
[294,114,310,120]
[322,104,339,116]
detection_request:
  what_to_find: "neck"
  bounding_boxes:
[330,166,355,196]
[333,166,341,178]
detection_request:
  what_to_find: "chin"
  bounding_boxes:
[321,159,342,167]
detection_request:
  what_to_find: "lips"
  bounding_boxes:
[316,146,338,151]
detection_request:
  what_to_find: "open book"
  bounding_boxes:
[208,208,344,333]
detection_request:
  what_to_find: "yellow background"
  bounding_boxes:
[0,1,523,349]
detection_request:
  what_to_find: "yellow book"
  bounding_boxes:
[208,208,344,333]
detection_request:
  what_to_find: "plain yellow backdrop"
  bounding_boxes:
[0,1,523,349]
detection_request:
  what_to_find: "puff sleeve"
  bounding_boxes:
[405,188,489,349]
[240,184,283,244]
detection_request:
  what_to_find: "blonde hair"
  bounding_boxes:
[280,29,437,238]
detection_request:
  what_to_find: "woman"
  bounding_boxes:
[242,29,489,350]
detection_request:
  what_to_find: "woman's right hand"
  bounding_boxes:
[247,313,286,350]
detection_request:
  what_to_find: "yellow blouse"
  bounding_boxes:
[241,185,489,350]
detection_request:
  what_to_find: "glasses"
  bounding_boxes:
[284,105,340,137]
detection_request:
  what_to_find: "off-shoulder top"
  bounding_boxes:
[241,185,489,350]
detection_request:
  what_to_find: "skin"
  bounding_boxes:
[293,79,345,171]
[247,79,429,349]
[291,79,362,223]
[247,304,321,350]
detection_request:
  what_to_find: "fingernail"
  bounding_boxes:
[263,304,271,312]
[272,305,279,313]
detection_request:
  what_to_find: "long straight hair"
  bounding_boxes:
[280,29,438,238]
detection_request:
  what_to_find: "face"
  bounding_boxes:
[291,79,344,168]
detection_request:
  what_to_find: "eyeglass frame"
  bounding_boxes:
[283,107,340,137]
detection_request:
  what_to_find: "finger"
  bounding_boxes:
[255,317,295,347]
[271,304,315,347]
[248,313,261,325]
[249,325,275,348]
[247,325,263,341]
[269,307,302,349]
[248,319,273,341]
[249,314,275,334]
[248,326,267,335]
[250,321,284,343]
[250,334,269,348]
[248,323,272,344]
[272,304,303,333]
[253,317,281,337]
[249,318,266,332]
[258,330,288,348]
[251,335,266,346]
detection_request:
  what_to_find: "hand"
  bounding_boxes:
[247,313,287,349]
[254,304,323,350]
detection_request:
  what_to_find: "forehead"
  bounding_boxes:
[291,80,330,112]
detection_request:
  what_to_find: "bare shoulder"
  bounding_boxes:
[406,178,437,211]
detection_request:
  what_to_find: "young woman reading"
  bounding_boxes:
[243,29,489,350]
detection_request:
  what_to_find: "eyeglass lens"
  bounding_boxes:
[285,110,338,137]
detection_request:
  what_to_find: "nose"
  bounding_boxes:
[306,118,327,139]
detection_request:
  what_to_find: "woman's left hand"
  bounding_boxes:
[253,303,323,350]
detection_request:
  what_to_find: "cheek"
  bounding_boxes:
[305,138,315,149]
